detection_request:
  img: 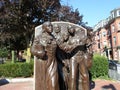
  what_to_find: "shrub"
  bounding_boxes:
[0,47,8,58]
[90,54,109,78]
[0,62,34,78]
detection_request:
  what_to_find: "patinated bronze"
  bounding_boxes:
[31,21,59,90]
[31,21,93,90]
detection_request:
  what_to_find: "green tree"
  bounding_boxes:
[0,0,87,51]
[57,5,83,24]
[0,0,61,49]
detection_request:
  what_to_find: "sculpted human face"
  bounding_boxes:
[43,22,53,33]
[68,27,75,35]
[46,23,53,33]
[63,33,69,41]
[54,24,60,33]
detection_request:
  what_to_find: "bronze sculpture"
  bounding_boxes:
[31,21,59,90]
[57,26,90,90]
[31,21,93,90]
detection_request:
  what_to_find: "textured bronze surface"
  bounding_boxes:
[31,21,93,90]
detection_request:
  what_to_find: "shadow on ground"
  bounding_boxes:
[102,84,116,90]
[0,79,9,86]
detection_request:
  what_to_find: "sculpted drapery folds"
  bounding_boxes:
[31,21,59,90]
[31,21,93,90]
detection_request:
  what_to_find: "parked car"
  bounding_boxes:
[108,60,120,80]
[108,60,118,70]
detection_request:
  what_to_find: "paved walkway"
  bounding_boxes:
[91,79,120,90]
[0,81,33,90]
[0,78,33,90]
[0,78,120,90]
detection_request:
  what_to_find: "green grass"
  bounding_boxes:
[92,75,116,81]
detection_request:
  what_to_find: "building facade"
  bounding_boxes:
[93,8,120,61]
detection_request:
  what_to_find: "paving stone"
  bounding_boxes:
[0,79,120,90]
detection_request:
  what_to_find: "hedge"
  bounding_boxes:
[0,54,109,78]
[0,62,34,78]
[90,54,109,78]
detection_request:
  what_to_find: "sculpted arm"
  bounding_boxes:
[31,36,46,59]
[57,39,77,53]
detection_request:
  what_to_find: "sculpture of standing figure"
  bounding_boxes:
[53,24,70,90]
[58,26,90,90]
[56,26,81,90]
[68,26,90,90]
[31,21,93,90]
[31,21,59,90]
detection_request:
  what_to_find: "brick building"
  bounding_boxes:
[93,8,120,61]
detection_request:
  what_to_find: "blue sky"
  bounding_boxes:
[61,0,120,27]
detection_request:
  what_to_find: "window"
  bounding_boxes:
[108,30,111,36]
[118,22,120,32]
[113,36,116,45]
[110,39,112,46]
[103,32,106,37]
[112,25,115,32]
[103,41,107,46]
[118,22,120,28]
[111,12,114,18]
[98,43,100,49]
[117,10,120,16]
